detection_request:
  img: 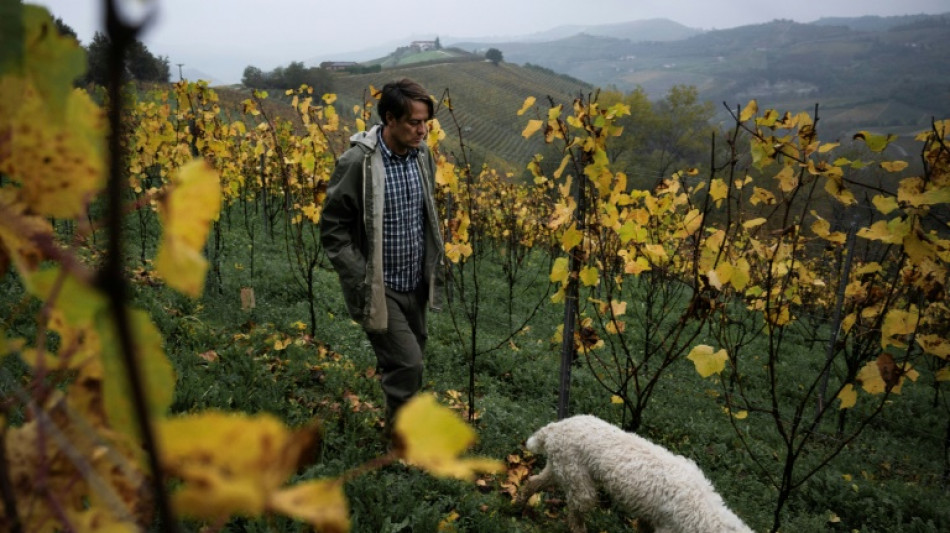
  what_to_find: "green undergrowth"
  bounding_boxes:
[4,204,948,532]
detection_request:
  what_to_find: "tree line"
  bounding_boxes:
[54,17,170,87]
[241,61,335,94]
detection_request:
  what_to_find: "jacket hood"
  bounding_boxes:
[349,124,381,151]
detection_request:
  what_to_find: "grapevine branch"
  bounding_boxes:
[100,0,178,530]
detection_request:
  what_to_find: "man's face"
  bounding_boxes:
[383,99,429,155]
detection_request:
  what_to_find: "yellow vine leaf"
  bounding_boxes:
[709,178,728,205]
[579,266,600,287]
[68,508,140,533]
[871,194,900,215]
[5,403,151,532]
[445,241,473,263]
[819,142,840,153]
[0,189,54,275]
[394,393,504,480]
[765,305,792,327]
[917,335,950,360]
[269,479,349,533]
[681,208,703,236]
[756,109,780,128]
[550,257,569,285]
[610,300,627,317]
[547,201,574,229]
[553,153,571,180]
[881,307,918,349]
[837,384,857,409]
[707,263,731,290]
[622,252,651,275]
[897,177,950,207]
[810,215,847,244]
[1,76,106,219]
[881,160,909,172]
[521,119,543,139]
[743,218,767,229]
[823,174,857,205]
[903,230,936,265]
[857,218,910,245]
[155,159,222,297]
[857,354,919,395]
[560,223,583,252]
[722,407,748,420]
[773,165,799,193]
[516,96,536,116]
[739,100,758,122]
[749,187,776,206]
[643,244,668,264]
[937,367,950,382]
[687,345,729,378]
[158,411,322,521]
[857,360,887,394]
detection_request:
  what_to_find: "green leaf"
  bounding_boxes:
[579,266,600,287]
[617,220,646,244]
[853,131,897,153]
[22,5,87,117]
[26,267,106,326]
[98,308,176,439]
[0,0,24,76]
[549,257,569,284]
[750,137,775,170]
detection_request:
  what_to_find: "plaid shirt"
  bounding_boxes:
[379,128,425,292]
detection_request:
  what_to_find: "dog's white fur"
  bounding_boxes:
[518,415,753,533]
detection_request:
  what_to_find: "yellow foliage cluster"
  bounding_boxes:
[519,92,950,413]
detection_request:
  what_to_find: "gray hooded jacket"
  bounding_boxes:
[320,125,444,333]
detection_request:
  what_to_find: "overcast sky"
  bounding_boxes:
[31,0,950,84]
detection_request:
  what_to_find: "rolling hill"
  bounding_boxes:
[329,61,592,174]
[224,14,950,175]
[452,14,950,138]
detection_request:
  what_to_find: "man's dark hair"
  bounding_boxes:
[378,78,433,124]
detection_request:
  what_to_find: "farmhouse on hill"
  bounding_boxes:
[320,61,358,71]
[411,40,437,52]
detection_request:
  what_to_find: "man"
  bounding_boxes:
[320,78,444,437]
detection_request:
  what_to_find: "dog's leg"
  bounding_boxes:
[517,463,554,505]
[560,462,596,533]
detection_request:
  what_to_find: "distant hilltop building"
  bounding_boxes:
[320,61,358,71]
[411,40,437,52]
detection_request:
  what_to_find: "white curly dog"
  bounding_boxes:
[518,415,753,533]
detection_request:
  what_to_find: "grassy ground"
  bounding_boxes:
[145,205,950,532]
[6,204,948,532]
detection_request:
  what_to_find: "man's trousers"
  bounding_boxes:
[367,284,428,430]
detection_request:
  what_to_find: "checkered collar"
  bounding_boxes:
[377,126,419,161]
